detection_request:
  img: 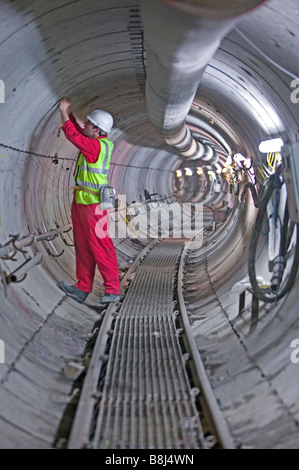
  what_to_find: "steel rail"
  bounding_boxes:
[177,241,236,449]
[67,301,119,449]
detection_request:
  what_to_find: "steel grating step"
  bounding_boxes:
[92,240,207,449]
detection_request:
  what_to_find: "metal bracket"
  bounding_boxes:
[1,251,17,261]
[60,234,74,247]
[0,259,8,297]
[45,246,65,258]
[6,273,27,284]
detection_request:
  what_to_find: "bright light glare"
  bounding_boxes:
[259,138,284,153]
[197,167,203,175]
[234,153,251,169]
[234,153,246,163]
[233,153,255,184]
[185,168,193,176]
[214,163,222,174]
[176,169,183,177]
[224,154,233,167]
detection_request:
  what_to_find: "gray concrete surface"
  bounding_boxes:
[0,0,298,449]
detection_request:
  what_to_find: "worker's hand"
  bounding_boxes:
[59,97,72,112]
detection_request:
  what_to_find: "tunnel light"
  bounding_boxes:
[224,154,233,167]
[214,163,222,174]
[234,153,251,169]
[196,167,203,175]
[176,169,183,178]
[233,153,256,184]
[234,153,246,163]
[185,168,193,176]
[259,138,284,154]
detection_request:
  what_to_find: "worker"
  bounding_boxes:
[58,97,120,304]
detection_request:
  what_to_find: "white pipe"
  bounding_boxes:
[163,0,267,18]
[141,0,265,162]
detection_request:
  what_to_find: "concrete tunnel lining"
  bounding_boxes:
[0,0,299,449]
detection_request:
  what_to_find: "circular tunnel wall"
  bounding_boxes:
[0,0,298,449]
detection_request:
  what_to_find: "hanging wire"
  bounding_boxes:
[235,28,299,80]
[223,162,246,185]
[52,127,61,164]
[0,142,174,173]
[0,142,74,162]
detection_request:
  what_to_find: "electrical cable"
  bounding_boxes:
[0,142,174,172]
[0,142,74,162]
[248,173,299,303]
[235,28,299,81]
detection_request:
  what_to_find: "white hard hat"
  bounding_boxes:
[87,109,114,133]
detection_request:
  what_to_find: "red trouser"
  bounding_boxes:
[71,201,120,295]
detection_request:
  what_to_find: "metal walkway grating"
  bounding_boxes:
[92,240,207,449]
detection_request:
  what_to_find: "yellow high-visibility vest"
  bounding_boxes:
[74,138,114,205]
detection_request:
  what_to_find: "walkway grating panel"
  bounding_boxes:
[92,241,207,449]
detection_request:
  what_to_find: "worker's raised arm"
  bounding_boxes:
[59,97,72,124]
[61,121,101,162]
[68,113,84,133]
[59,97,85,133]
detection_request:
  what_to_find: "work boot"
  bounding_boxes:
[58,281,89,304]
[100,293,120,304]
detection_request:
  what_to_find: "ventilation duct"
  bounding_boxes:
[141,0,266,162]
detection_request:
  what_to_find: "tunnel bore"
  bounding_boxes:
[0,0,299,449]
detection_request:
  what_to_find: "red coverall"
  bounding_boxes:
[61,114,120,295]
